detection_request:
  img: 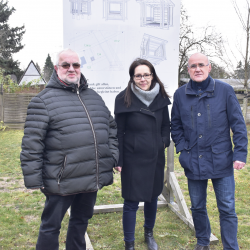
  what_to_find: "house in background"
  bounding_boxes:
[18,60,46,89]
[180,78,250,94]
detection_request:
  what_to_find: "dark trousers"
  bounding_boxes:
[188,175,238,249]
[123,197,158,242]
[36,191,97,250]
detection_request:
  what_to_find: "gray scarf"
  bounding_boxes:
[131,83,160,107]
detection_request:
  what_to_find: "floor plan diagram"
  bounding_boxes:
[140,34,168,65]
[103,0,129,21]
[68,30,125,71]
[69,0,94,19]
[136,0,175,29]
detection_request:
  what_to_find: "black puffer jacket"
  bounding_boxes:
[20,70,119,195]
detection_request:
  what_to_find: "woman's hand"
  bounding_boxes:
[114,166,122,172]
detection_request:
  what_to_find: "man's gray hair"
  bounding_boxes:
[54,48,81,66]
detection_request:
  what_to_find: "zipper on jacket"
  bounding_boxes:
[58,156,67,185]
[191,106,194,128]
[207,104,211,128]
[76,88,99,190]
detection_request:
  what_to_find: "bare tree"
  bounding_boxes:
[209,61,230,79]
[231,0,250,123]
[179,6,225,87]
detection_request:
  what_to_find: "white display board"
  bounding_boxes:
[63,0,181,113]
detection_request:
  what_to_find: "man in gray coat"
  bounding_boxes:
[20,49,119,250]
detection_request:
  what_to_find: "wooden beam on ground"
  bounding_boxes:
[93,201,167,214]
[161,176,219,244]
[167,200,219,244]
[169,172,192,220]
[85,233,94,250]
[167,201,194,230]
[67,201,168,250]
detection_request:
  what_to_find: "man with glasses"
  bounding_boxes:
[171,53,247,250]
[20,48,119,250]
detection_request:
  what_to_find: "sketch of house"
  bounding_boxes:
[140,34,167,65]
[69,0,94,19]
[103,0,129,21]
[68,30,124,71]
[136,0,175,29]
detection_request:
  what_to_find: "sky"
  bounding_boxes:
[7,0,63,70]
[6,0,248,70]
[184,0,248,66]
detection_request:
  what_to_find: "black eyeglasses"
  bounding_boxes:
[188,63,209,69]
[58,63,81,69]
[134,73,152,80]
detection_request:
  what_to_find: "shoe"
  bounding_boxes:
[144,227,158,250]
[194,244,210,250]
[125,241,135,250]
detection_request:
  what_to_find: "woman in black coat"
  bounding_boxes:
[114,58,171,250]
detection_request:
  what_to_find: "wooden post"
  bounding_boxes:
[162,140,175,203]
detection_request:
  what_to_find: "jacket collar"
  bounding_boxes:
[114,88,170,115]
[46,70,88,92]
[185,75,215,96]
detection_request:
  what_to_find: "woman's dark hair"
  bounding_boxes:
[124,58,169,107]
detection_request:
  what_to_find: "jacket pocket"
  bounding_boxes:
[211,139,233,173]
[57,156,67,185]
[179,142,196,172]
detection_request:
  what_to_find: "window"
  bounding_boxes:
[109,3,121,14]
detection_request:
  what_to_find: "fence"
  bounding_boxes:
[0,90,250,130]
[235,94,250,123]
[0,92,36,129]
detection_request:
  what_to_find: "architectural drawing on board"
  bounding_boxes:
[69,0,94,19]
[103,0,129,21]
[140,34,167,65]
[68,30,124,71]
[136,0,175,29]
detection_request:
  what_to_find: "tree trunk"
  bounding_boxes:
[232,0,250,125]
[243,89,248,123]
[243,3,250,124]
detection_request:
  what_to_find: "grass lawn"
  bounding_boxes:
[0,129,250,249]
